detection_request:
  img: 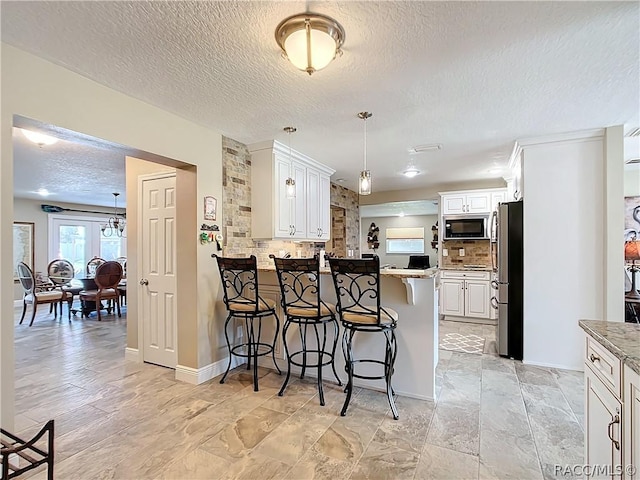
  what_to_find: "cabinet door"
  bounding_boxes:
[465,280,490,318]
[306,168,321,239]
[442,195,466,215]
[491,191,506,212]
[585,366,623,476]
[291,162,307,239]
[466,193,491,214]
[441,280,464,316]
[275,156,293,238]
[319,174,331,240]
[625,365,640,480]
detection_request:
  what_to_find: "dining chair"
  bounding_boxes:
[16,262,73,326]
[79,261,123,321]
[47,259,82,315]
[328,255,400,420]
[86,256,106,276]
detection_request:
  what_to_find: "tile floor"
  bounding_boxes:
[10,309,583,479]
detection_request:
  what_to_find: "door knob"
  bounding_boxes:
[139,278,149,286]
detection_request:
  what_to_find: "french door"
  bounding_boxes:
[48,214,126,277]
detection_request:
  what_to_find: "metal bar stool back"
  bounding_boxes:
[328,256,399,419]
[212,254,281,391]
[270,256,342,405]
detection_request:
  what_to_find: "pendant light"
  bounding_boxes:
[101,193,126,237]
[284,126,297,199]
[358,112,372,195]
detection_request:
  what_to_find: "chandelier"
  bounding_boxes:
[275,12,345,75]
[101,193,126,237]
[358,112,372,195]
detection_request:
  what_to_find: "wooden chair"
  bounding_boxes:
[47,259,82,315]
[16,262,72,326]
[86,256,106,276]
[79,261,123,321]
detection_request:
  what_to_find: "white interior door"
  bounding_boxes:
[140,173,177,368]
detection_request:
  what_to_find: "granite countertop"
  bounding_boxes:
[257,264,439,279]
[439,266,494,272]
[579,320,640,375]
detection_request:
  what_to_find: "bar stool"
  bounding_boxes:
[328,256,399,420]
[270,255,342,406]
[212,254,281,391]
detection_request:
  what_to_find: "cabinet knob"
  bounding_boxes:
[589,353,600,363]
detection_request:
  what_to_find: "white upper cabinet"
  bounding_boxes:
[249,141,335,241]
[440,189,507,215]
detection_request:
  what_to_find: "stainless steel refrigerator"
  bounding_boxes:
[491,201,523,360]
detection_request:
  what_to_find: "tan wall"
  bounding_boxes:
[1,44,224,428]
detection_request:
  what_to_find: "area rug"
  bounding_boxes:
[439,332,485,355]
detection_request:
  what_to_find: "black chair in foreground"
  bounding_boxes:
[270,255,342,406]
[328,256,400,420]
[212,254,281,391]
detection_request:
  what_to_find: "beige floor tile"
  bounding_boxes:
[416,443,479,480]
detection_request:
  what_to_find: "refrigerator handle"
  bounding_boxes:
[490,210,498,242]
[490,210,498,273]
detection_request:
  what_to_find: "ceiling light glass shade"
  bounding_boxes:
[285,177,296,199]
[359,170,372,195]
[403,168,420,178]
[21,129,58,146]
[275,13,345,75]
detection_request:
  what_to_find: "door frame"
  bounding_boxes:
[137,171,178,366]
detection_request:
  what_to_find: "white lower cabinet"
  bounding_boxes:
[585,366,623,476]
[440,270,490,319]
[625,365,640,480]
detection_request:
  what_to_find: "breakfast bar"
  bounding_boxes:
[256,266,440,401]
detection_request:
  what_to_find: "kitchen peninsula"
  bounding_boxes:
[256,265,440,401]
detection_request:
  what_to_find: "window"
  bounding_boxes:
[385,227,424,254]
[49,215,126,277]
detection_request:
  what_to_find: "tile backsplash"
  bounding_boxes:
[441,240,491,267]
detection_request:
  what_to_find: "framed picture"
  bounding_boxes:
[13,222,34,281]
[204,196,217,221]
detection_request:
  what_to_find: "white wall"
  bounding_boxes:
[1,44,223,429]
[361,215,438,268]
[522,132,607,371]
[625,164,640,197]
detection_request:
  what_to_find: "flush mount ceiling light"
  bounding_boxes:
[284,126,297,199]
[403,168,420,178]
[21,128,58,146]
[275,12,345,75]
[358,112,373,196]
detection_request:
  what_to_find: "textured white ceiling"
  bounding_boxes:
[2,1,639,197]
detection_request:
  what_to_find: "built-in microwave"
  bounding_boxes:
[443,215,489,240]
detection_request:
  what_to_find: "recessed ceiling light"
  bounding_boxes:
[488,168,502,174]
[36,188,50,196]
[21,129,59,146]
[409,143,442,154]
[403,168,420,178]
[336,178,346,183]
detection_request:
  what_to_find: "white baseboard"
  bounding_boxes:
[124,347,140,362]
[175,356,245,385]
[523,359,583,372]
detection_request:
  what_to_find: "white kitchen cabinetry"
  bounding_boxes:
[306,169,331,241]
[249,141,335,241]
[440,270,491,319]
[625,365,640,480]
[440,189,507,215]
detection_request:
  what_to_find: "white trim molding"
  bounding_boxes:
[124,347,140,362]
[175,356,245,385]
[517,128,605,148]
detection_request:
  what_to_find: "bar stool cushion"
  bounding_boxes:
[343,306,398,325]
[228,296,276,313]
[286,301,335,317]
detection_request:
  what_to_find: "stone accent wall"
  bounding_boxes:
[440,239,491,267]
[330,183,360,257]
[221,136,324,265]
[329,206,346,256]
